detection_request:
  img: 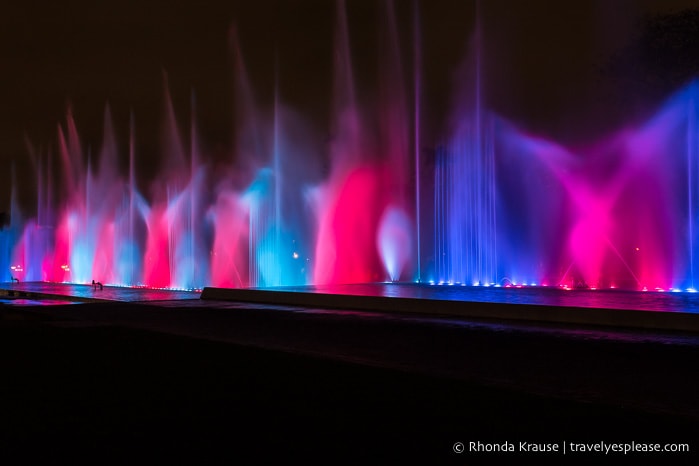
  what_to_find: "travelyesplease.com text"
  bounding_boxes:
[453,440,690,455]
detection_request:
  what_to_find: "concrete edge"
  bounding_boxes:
[201,287,699,333]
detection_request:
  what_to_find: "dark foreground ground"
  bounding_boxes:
[1,301,698,465]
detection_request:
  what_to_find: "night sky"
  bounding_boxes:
[1,0,698,213]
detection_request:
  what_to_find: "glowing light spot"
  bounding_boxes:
[377,206,413,282]
[292,252,299,259]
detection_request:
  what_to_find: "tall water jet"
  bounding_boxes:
[376,0,414,283]
[432,11,497,286]
[142,80,211,290]
[1,167,22,282]
[313,0,373,285]
[227,30,318,288]
[686,83,699,290]
[314,0,413,285]
[413,0,422,283]
[119,112,144,286]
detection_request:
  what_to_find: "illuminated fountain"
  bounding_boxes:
[313,0,413,285]
[429,80,699,291]
[0,173,22,283]
[1,1,413,290]
[480,83,699,292]
[425,11,699,292]
[432,19,497,287]
[2,2,699,293]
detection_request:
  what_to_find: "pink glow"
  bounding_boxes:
[51,214,72,282]
[210,192,249,288]
[92,221,116,285]
[314,165,389,285]
[143,205,171,289]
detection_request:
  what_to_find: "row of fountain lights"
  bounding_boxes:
[420,279,699,293]
[8,264,699,294]
[9,264,202,293]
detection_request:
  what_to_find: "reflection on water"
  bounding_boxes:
[261,283,699,314]
[0,281,200,302]
[4,281,699,314]
[0,298,78,306]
